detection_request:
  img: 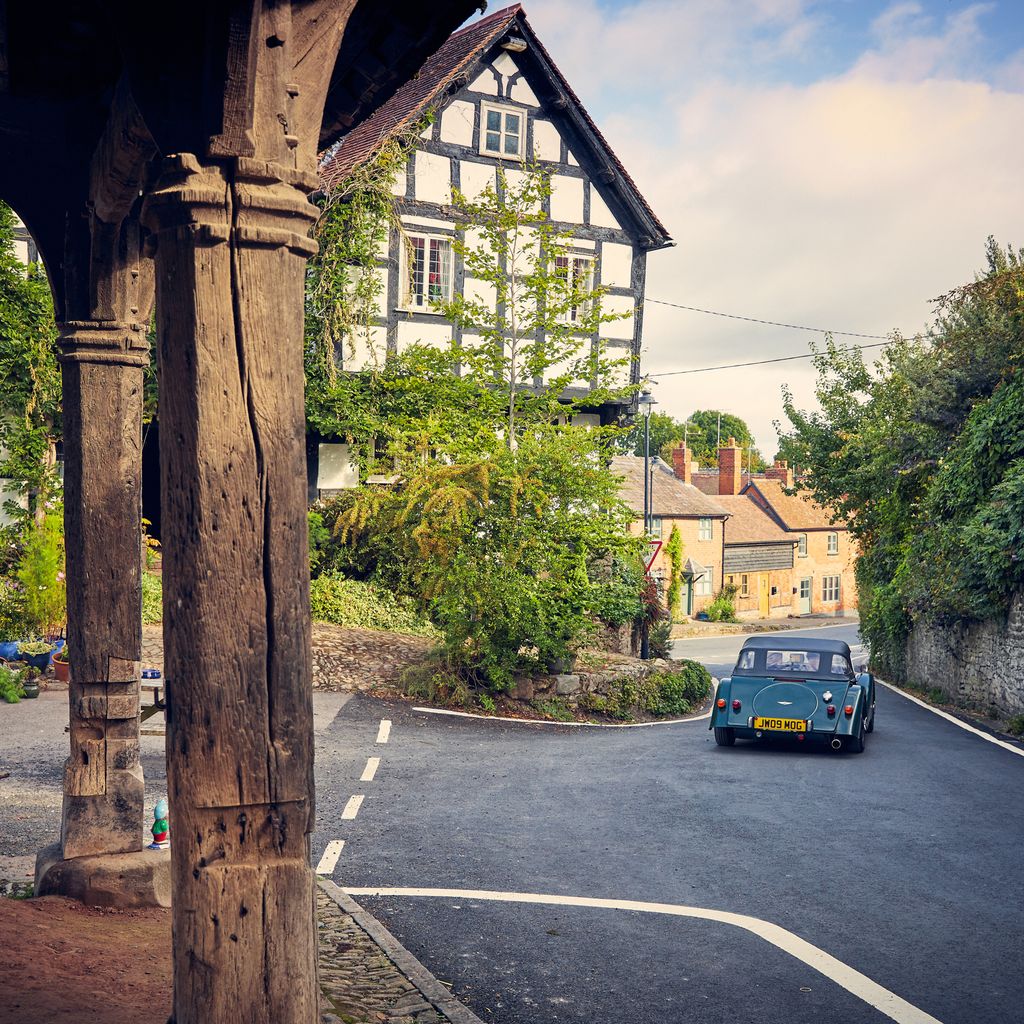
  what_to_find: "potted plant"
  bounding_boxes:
[17,640,55,674]
[52,645,70,682]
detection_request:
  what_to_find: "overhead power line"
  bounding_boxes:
[644,297,891,340]
[649,341,893,377]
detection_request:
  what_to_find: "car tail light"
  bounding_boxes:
[732,699,741,711]
[717,698,727,709]
[844,705,854,717]
[827,705,836,717]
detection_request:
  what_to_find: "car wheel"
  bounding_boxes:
[714,727,736,747]
[866,703,876,733]
[847,720,866,754]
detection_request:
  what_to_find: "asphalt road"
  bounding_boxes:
[310,622,1024,1024]
[4,624,1023,1024]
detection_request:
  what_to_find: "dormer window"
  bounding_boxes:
[481,103,525,158]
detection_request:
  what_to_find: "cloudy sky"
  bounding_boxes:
[482,0,1024,456]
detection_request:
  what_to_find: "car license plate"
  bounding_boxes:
[753,717,807,732]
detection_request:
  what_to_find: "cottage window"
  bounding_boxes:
[696,565,715,597]
[822,575,841,603]
[481,103,525,158]
[699,518,713,541]
[553,255,594,325]
[739,574,749,597]
[827,531,839,555]
[649,516,663,539]
[402,234,453,309]
[797,533,808,557]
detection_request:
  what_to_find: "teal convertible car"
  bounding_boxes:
[709,636,875,753]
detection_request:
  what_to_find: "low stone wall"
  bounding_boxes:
[905,593,1024,716]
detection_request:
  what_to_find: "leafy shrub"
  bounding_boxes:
[478,693,497,713]
[1007,714,1024,737]
[142,572,163,624]
[401,662,469,707]
[531,698,575,722]
[646,661,713,716]
[310,572,435,636]
[704,585,738,622]
[590,558,644,628]
[16,510,64,637]
[648,618,673,659]
[0,663,27,703]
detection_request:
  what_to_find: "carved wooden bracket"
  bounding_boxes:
[57,320,149,368]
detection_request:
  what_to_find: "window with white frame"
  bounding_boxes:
[739,574,749,598]
[797,533,808,557]
[696,565,715,596]
[827,531,839,555]
[481,103,525,158]
[402,233,453,310]
[822,575,841,602]
[553,254,594,325]
[699,518,713,541]
[649,516,663,539]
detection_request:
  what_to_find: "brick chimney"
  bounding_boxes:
[671,443,692,485]
[719,437,742,495]
[765,458,795,488]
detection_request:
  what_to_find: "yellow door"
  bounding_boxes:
[758,574,770,617]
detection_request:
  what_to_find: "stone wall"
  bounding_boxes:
[905,593,1024,716]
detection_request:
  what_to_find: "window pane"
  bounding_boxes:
[504,133,519,155]
[486,109,501,131]
[408,236,425,306]
[504,112,520,133]
[485,131,501,152]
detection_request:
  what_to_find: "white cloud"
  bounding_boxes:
[524,1,1024,454]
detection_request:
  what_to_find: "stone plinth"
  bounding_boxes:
[35,842,171,909]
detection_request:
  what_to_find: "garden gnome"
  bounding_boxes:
[148,798,169,850]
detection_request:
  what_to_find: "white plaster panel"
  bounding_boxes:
[343,325,388,371]
[590,188,621,229]
[600,294,635,340]
[401,215,453,232]
[544,352,589,389]
[0,480,28,526]
[503,167,528,195]
[550,174,584,225]
[414,151,451,205]
[469,70,499,95]
[492,53,518,78]
[572,413,601,428]
[510,77,539,106]
[600,242,633,289]
[460,161,495,201]
[13,240,28,265]
[532,120,561,162]
[567,149,579,167]
[390,167,407,197]
[396,319,454,352]
[464,278,496,313]
[440,101,475,147]
[567,238,596,251]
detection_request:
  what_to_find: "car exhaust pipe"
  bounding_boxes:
[831,738,843,750]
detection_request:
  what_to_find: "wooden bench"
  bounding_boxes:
[140,675,165,736]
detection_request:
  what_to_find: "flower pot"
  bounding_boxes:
[21,650,53,672]
[53,655,70,683]
[0,641,20,661]
[21,676,40,699]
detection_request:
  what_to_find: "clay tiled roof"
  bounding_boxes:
[612,457,729,519]
[714,495,794,545]
[321,7,520,191]
[744,478,846,532]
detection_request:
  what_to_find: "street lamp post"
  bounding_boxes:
[638,389,657,659]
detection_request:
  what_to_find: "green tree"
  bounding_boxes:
[436,164,632,449]
[0,202,60,520]
[777,239,1024,678]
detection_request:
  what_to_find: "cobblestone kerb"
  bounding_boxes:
[318,880,484,1024]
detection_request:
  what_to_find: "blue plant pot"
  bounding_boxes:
[0,641,20,661]
[22,649,54,671]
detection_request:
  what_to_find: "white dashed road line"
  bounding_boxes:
[376,719,392,744]
[878,680,1024,759]
[360,756,380,782]
[315,839,345,875]
[344,886,943,1024]
[341,795,365,820]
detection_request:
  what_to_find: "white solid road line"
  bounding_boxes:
[878,680,1024,759]
[412,705,713,728]
[315,839,345,875]
[360,756,381,782]
[344,886,943,1024]
[341,795,365,820]
[376,719,392,744]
